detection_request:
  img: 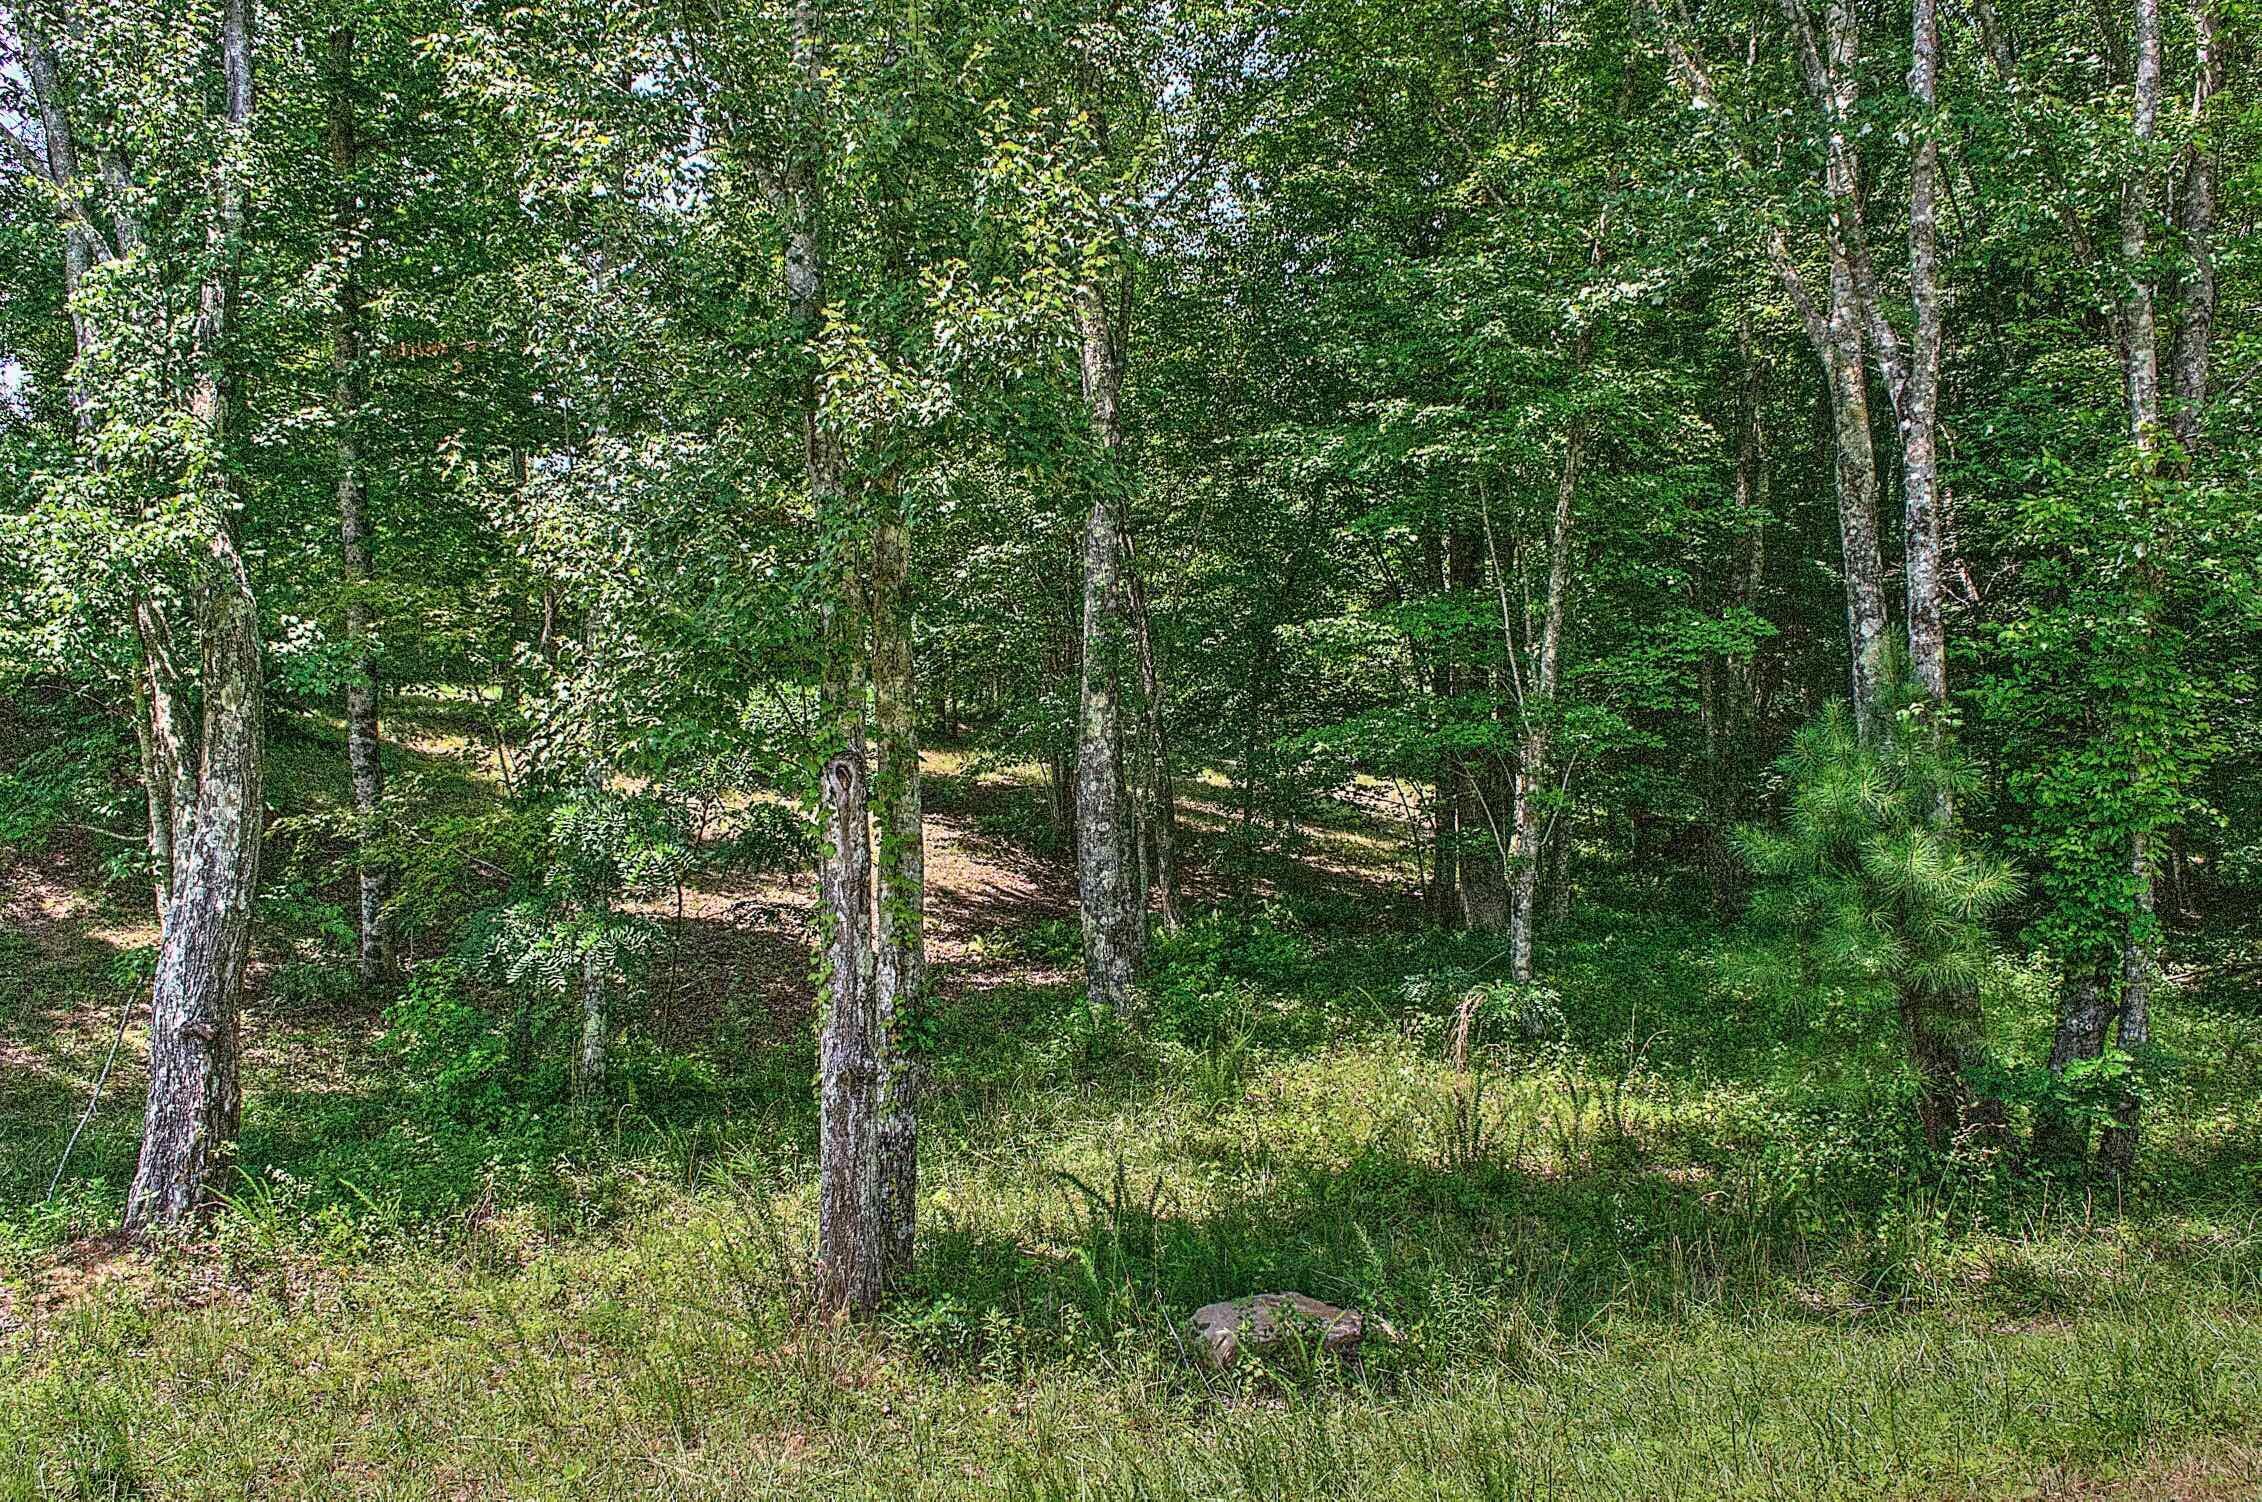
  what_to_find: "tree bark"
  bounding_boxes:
[784,0,889,1314]
[2034,958,2116,1163]
[1824,260,1892,744]
[1420,524,1459,927]
[329,25,390,993]
[869,489,923,1279]
[1508,414,1582,980]
[1652,2,1889,742]
[124,0,266,1233]
[815,748,882,1312]
[1448,523,1507,931]
[2166,0,2220,458]
[1903,0,1948,718]
[1073,281,1143,1012]
[1120,522,1183,930]
[574,612,611,1097]
[2094,0,2167,1181]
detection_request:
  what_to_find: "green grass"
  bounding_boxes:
[7,912,2262,1497]
[6,715,2262,1497]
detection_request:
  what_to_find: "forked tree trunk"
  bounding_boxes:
[329,25,390,992]
[126,571,263,1230]
[1652,4,1890,743]
[1073,281,1143,1012]
[124,0,266,1233]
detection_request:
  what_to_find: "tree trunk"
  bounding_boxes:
[1656,0,1890,744]
[2097,831,2154,1178]
[575,615,612,1098]
[869,491,923,1279]
[2033,959,2116,1163]
[1508,416,1582,981]
[2165,0,2219,459]
[1824,271,1892,744]
[1120,522,1183,930]
[329,26,390,993]
[2094,0,2168,1180]
[1903,0,1948,719]
[786,0,888,1315]
[1420,524,1459,927]
[1895,0,2002,1153]
[125,0,265,1233]
[125,574,263,1230]
[1446,524,1507,931]
[1073,281,1143,1012]
[815,748,882,1312]
[578,934,610,1092]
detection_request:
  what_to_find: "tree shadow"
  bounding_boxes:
[887,1126,1846,1387]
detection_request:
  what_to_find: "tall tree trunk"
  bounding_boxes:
[869,489,923,1279]
[1785,0,1897,737]
[1903,0,1948,719]
[1073,281,1142,1012]
[329,25,389,993]
[786,0,886,1315]
[1652,4,1890,741]
[1898,0,1999,1152]
[1508,416,1583,980]
[1447,523,1507,930]
[126,0,265,1230]
[2164,1,2219,460]
[574,612,611,1097]
[1120,522,1182,930]
[1824,269,1892,744]
[1418,524,1459,926]
[2095,0,2170,1182]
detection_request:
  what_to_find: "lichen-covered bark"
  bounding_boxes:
[1824,271,1891,745]
[126,555,264,1230]
[787,0,892,1312]
[815,750,882,1313]
[870,499,923,1278]
[1074,281,1143,1014]
[1903,0,1947,718]
[125,0,266,1232]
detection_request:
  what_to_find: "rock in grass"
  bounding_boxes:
[1189,1293,1398,1369]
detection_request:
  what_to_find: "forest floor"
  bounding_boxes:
[5,701,2262,1498]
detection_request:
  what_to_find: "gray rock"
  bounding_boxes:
[1188,1292,1399,1369]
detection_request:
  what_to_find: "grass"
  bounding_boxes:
[5,707,2262,1498]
